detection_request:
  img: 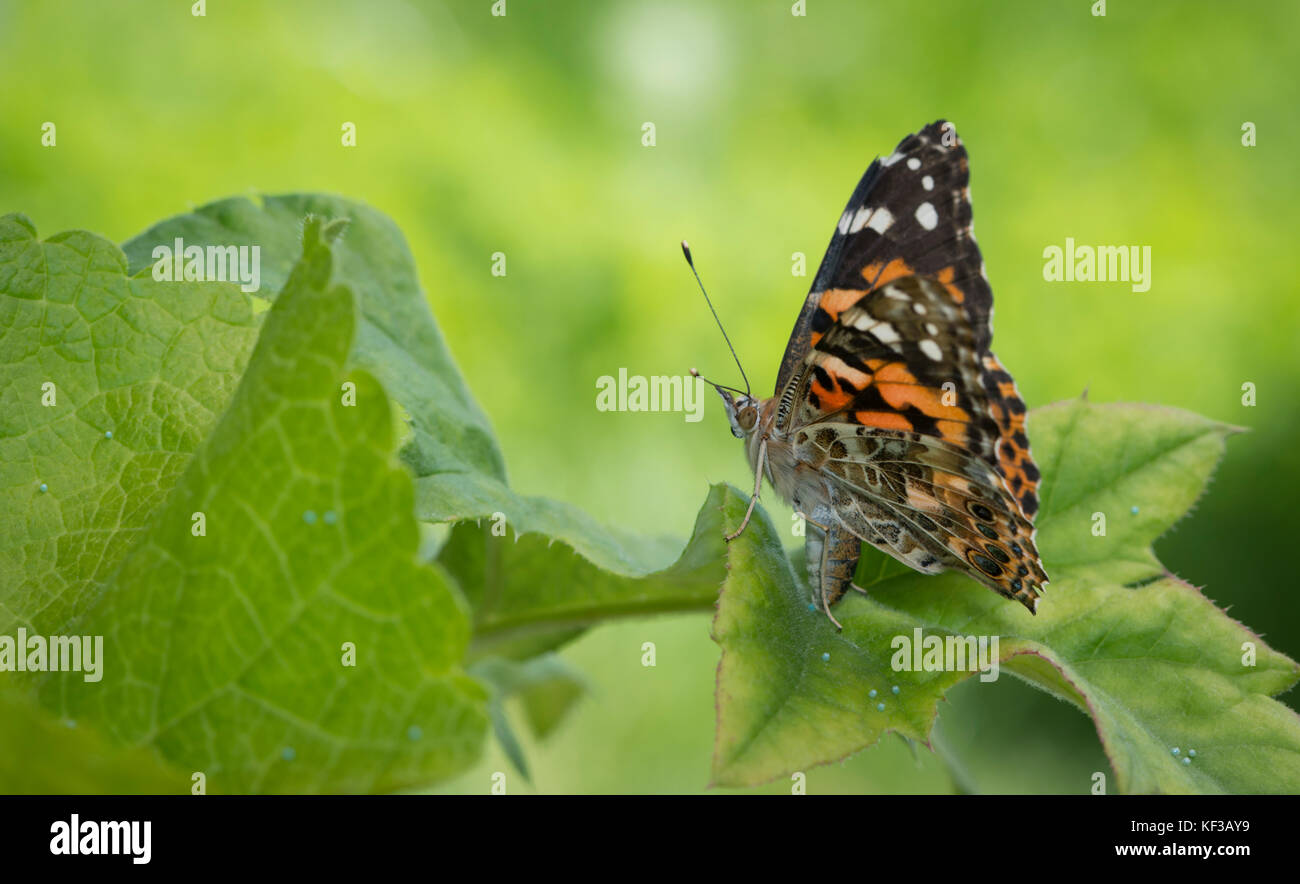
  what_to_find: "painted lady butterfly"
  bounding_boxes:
[693,120,1049,630]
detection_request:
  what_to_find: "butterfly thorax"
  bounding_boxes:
[745,396,838,528]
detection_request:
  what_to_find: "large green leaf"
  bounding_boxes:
[440,505,727,662]
[5,215,488,792]
[0,690,182,794]
[121,196,677,572]
[122,196,686,599]
[0,213,260,635]
[4,198,714,793]
[710,399,1300,792]
[122,194,508,506]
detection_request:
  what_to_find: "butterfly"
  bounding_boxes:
[692,119,1049,630]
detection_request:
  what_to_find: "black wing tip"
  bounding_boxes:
[906,119,964,154]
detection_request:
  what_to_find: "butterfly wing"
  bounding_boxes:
[776,120,991,394]
[794,421,1049,610]
[981,353,1042,518]
[778,120,1048,609]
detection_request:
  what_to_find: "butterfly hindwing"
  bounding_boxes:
[794,424,1048,610]
[981,353,1042,519]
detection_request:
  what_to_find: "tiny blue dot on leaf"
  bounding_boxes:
[303,510,317,524]
[104,430,112,439]
[323,510,338,525]
[1171,747,1180,755]
[1188,749,1196,758]
[1182,757,1191,765]
[868,689,877,698]
[807,603,816,612]
[821,652,830,662]
[39,483,47,493]
[407,725,423,741]
[281,747,296,761]
[876,703,885,712]
[1131,506,1139,514]
[891,685,900,695]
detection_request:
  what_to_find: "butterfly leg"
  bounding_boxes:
[725,438,767,542]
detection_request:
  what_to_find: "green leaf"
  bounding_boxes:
[8,197,700,792]
[439,499,730,662]
[19,217,487,792]
[130,192,676,574]
[516,657,587,739]
[710,399,1300,793]
[0,690,183,794]
[0,212,260,636]
[121,194,509,514]
[468,653,590,778]
[122,196,691,645]
[928,673,1112,794]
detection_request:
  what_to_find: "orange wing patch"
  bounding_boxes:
[860,257,915,290]
[877,372,969,422]
[809,378,854,412]
[812,288,869,348]
[818,288,866,321]
[935,266,965,304]
[854,410,913,431]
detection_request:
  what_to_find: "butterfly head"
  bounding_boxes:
[691,368,757,439]
[717,387,759,439]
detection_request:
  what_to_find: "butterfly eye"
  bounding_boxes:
[737,406,758,432]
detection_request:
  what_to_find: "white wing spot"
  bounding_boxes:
[925,322,939,335]
[922,175,934,191]
[873,322,901,344]
[919,339,943,361]
[849,206,873,233]
[915,202,938,231]
[837,211,852,235]
[912,302,927,314]
[907,157,922,170]
[867,207,894,234]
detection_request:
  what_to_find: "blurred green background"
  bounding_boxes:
[2,0,1296,793]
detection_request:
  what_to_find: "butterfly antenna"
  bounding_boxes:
[689,367,745,398]
[682,240,750,398]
